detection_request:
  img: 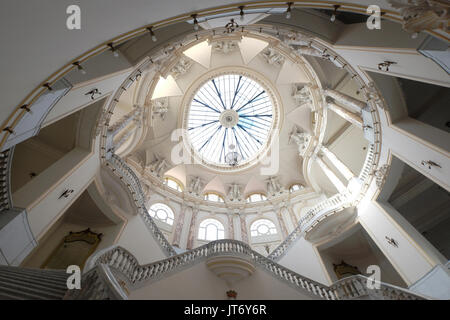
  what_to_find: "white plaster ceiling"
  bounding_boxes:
[114,35,368,199]
[133,40,310,197]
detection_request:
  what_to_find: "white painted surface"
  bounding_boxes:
[0,208,36,266]
[43,70,131,126]
[129,259,315,299]
[116,214,167,265]
[358,199,436,285]
[183,41,212,69]
[278,237,330,285]
[409,263,450,299]
[15,141,101,240]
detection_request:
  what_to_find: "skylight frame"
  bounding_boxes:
[187,73,274,168]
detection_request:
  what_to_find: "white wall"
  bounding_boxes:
[278,237,331,285]
[116,214,167,265]
[129,260,315,300]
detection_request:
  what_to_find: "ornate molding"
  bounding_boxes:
[170,56,194,79]
[261,47,285,66]
[188,176,204,196]
[292,83,312,107]
[228,183,243,202]
[211,39,239,54]
[388,0,449,34]
[289,126,311,158]
[151,97,169,122]
[374,164,390,188]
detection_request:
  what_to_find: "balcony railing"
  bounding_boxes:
[81,240,336,300]
[269,142,377,261]
[268,192,350,260]
[70,240,426,300]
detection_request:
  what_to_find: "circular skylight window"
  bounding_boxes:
[187,74,273,167]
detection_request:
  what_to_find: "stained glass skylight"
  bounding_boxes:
[187,74,273,167]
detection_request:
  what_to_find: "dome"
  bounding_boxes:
[1,0,449,301]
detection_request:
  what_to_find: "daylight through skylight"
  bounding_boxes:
[187,74,273,166]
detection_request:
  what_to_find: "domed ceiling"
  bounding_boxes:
[108,20,371,205]
[126,32,323,199]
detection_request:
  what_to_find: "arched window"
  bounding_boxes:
[198,218,225,241]
[289,184,304,193]
[250,219,277,237]
[246,193,267,203]
[164,176,183,192]
[149,203,175,225]
[204,192,224,202]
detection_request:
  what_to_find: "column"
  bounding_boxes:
[316,156,347,193]
[327,101,363,129]
[287,206,298,227]
[172,203,187,247]
[186,207,198,250]
[227,213,234,240]
[275,206,289,238]
[239,215,249,243]
[323,88,366,111]
[321,146,355,181]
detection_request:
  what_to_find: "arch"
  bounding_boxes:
[246,193,267,203]
[203,192,225,203]
[250,218,278,237]
[148,203,175,226]
[198,218,225,241]
[164,176,184,192]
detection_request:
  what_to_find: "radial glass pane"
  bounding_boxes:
[187,74,273,166]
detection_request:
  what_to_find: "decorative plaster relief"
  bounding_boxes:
[292,84,312,107]
[170,57,194,79]
[211,40,239,54]
[289,126,311,157]
[261,47,285,66]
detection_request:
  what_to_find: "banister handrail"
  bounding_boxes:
[329,274,429,300]
[269,143,377,261]
[268,192,350,260]
[83,240,426,300]
[107,154,177,257]
[86,239,336,300]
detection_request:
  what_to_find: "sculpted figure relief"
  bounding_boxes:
[289,126,311,157]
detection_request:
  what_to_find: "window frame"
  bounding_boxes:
[148,203,175,226]
[198,218,225,241]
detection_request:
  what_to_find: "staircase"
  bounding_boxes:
[0,265,68,300]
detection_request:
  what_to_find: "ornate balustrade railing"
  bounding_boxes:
[0,147,14,213]
[65,263,128,300]
[81,239,336,300]
[267,192,350,261]
[329,275,428,300]
[106,154,176,257]
[268,141,378,261]
[75,240,426,300]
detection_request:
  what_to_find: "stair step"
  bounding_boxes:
[0,274,68,289]
[0,275,68,294]
[0,282,64,300]
[0,269,69,283]
[0,267,68,278]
